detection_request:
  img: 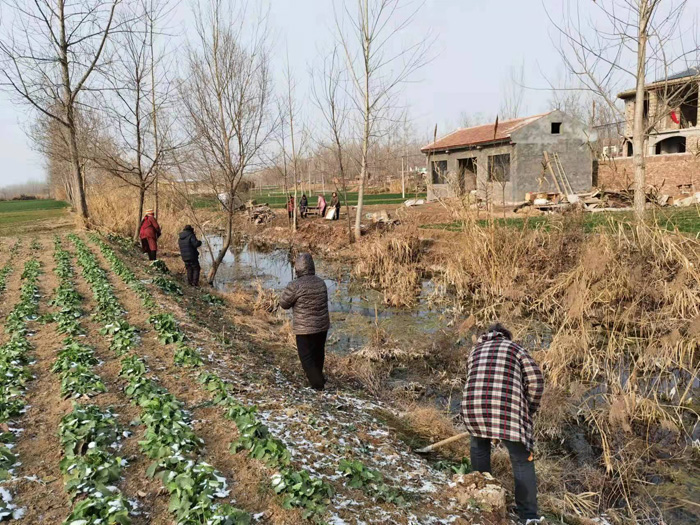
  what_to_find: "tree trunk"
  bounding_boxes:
[135,185,146,241]
[207,207,233,285]
[633,2,649,219]
[66,120,89,222]
[354,0,370,242]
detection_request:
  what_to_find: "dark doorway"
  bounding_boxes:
[458,157,477,192]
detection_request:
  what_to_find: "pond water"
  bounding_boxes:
[201,237,443,355]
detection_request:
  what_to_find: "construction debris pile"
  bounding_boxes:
[245,200,276,224]
[519,188,700,214]
[516,151,699,213]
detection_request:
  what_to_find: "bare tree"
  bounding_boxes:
[334,0,431,241]
[91,0,175,240]
[0,0,122,222]
[311,46,354,243]
[549,0,697,218]
[499,62,526,120]
[182,0,273,284]
[280,56,303,232]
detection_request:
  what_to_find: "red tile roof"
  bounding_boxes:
[421,113,550,152]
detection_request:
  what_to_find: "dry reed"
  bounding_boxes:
[352,233,422,307]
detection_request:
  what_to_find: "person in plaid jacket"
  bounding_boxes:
[461,323,545,523]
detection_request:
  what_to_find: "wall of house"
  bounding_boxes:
[597,153,699,191]
[426,144,516,202]
[510,111,594,198]
[426,111,595,202]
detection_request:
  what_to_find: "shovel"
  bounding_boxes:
[415,431,470,454]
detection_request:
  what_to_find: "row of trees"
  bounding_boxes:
[1,0,697,255]
[0,0,431,258]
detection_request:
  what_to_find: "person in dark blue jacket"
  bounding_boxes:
[178,225,203,286]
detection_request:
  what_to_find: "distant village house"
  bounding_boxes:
[421,110,596,203]
[598,66,700,192]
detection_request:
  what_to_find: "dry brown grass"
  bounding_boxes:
[352,232,423,307]
[87,183,224,252]
[429,214,700,522]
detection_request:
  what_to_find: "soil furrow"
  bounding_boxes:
[12,241,72,523]
[84,236,304,523]
[63,240,164,525]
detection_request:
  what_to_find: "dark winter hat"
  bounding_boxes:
[183,224,194,231]
[487,323,512,340]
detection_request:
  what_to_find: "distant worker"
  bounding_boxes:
[178,225,202,287]
[300,194,308,218]
[287,194,295,220]
[317,194,327,218]
[279,253,330,391]
[330,192,341,220]
[461,323,544,524]
[139,209,161,261]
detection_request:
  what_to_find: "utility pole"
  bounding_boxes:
[401,155,405,198]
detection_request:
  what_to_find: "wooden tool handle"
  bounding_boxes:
[416,431,471,453]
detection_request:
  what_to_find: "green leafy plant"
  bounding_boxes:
[338,459,404,505]
[148,313,185,344]
[153,274,183,296]
[63,492,131,525]
[174,343,203,367]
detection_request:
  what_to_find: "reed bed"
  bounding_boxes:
[425,215,700,522]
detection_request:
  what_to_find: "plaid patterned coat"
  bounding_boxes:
[461,331,544,451]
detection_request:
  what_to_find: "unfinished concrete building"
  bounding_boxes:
[619,66,700,157]
[421,110,595,203]
[598,67,700,191]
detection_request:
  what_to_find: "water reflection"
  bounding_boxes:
[201,237,442,354]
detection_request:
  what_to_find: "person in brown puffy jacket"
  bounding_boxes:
[279,253,330,390]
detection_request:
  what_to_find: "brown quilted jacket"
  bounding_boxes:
[279,254,330,335]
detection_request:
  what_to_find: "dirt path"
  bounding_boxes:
[12,241,72,523]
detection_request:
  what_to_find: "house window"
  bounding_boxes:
[551,122,562,134]
[431,160,448,184]
[488,154,511,182]
[654,136,687,155]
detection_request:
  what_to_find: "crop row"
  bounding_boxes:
[88,236,335,518]
[93,235,403,518]
[89,234,182,298]
[50,237,132,524]
[0,241,21,295]
[72,236,250,524]
[0,257,41,519]
[147,311,335,519]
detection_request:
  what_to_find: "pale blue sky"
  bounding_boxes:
[1,0,697,187]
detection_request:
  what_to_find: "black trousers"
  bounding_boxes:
[470,437,538,520]
[141,239,157,261]
[295,331,327,390]
[333,206,340,220]
[185,261,200,286]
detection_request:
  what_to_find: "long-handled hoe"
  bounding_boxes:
[415,431,470,454]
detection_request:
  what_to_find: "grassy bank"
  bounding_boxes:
[0,199,71,235]
[422,207,700,235]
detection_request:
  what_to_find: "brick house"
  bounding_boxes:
[421,111,596,203]
[598,67,700,191]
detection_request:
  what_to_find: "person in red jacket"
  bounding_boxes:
[139,209,161,261]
